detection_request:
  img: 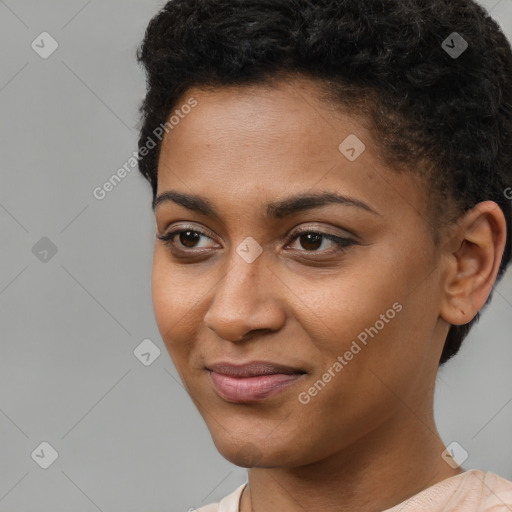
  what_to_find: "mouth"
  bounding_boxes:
[206,361,307,403]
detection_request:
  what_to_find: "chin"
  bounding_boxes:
[213,432,307,469]
[212,436,265,467]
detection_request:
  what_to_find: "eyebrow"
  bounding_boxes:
[152,190,381,218]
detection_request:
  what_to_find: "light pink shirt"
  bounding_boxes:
[195,469,512,512]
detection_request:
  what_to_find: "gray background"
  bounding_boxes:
[0,0,511,510]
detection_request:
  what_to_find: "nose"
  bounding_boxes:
[203,246,286,343]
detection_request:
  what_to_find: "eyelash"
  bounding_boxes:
[156,226,355,258]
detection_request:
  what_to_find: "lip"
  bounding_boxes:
[207,361,306,377]
[206,361,306,403]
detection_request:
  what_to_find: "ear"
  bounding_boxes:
[439,201,507,326]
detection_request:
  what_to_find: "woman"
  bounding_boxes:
[136,0,512,510]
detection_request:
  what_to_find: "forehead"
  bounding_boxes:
[156,78,429,225]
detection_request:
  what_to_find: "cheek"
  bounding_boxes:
[296,243,435,388]
[295,260,405,355]
[150,249,201,356]
[151,254,173,339]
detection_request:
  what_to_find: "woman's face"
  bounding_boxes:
[151,77,449,468]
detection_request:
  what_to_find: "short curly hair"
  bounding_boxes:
[136,0,512,366]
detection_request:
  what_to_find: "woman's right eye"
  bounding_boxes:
[156,228,215,251]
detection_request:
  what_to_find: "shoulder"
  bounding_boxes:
[443,468,512,511]
[193,505,218,512]
[382,469,512,512]
[473,470,512,510]
[194,483,247,512]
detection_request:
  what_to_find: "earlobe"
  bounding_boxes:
[439,201,507,326]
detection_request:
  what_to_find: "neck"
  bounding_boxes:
[240,407,463,512]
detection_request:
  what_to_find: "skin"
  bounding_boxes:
[150,76,507,512]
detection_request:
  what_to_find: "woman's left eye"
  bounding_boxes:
[286,231,354,254]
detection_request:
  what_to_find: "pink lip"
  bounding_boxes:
[208,371,304,402]
[206,361,306,402]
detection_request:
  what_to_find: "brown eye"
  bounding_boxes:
[156,228,215,251]
[178,230,201,248]
[296,233,323,251]
[287,230,355,255]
